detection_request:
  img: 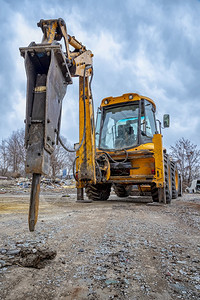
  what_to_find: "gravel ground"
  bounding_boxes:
[0,189,199,300]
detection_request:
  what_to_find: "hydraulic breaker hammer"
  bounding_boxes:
[20,20,72,231]
[20,18,94,231]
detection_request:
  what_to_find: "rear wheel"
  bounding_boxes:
[171,162,179,199]
[85,183,111,201]
[178,174,183,196]
[151,183,159,202]
[113,184,132,197]
[164,155,172,204]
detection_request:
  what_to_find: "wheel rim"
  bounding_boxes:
[175,169,179,191]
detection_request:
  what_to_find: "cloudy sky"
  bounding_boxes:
[0,0,200,150]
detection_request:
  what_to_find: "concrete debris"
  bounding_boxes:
[0,177,76,194]
[0,176,8,180]
[186,179,200,193]
[0,245,57,269]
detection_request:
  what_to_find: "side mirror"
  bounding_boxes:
[163,114,170,128]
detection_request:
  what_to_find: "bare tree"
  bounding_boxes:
[0,129,75,179]
[6,129,26,175]
[0,139,9,176]
[50,144,66,179]
[50,137,75,179]
[170,138,200,188]
[65,151,76,178]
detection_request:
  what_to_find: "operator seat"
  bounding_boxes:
[124,125,135,147]
[115,125,124,148]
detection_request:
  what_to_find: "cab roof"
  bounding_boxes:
[100,93,156,110]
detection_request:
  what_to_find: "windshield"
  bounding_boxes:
[99,103,139,150]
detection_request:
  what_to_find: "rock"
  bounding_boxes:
[170,283,187,293]
[176,260,187,264]
[179,269,187,275]
[195,285,200,290]
[59,257,66,264]
[0,248,7,254]
[15,244,24,247]
[7,249,20,255]
[93,275,106,280]
[0,260,6,268]
[123,278,129,285]
[192,259,199,263]
[78,248,85,253]
[166,271,172,276]
[105,279,119,285]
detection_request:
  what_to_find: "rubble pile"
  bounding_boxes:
[0,178,76,194]
[0,245,56,269]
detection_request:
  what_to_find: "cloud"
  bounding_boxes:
[0,0,200,151]
[0,11,42,140]
[9,90,26,126]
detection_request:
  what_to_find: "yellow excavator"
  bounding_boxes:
[20,18,181,231]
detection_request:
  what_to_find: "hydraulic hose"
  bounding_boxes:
[102,149,129,163]
[73,156,79,181]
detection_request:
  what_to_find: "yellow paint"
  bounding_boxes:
[101,93,156,110]
[139,185,151,192]
[130,157,155,176]
[45,21,58,43]
[152,134,164,187]
[77,75,96,184]
[175,168,179,190]
[34,86,46,92]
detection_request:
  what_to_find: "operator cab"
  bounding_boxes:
[96,93,157,150]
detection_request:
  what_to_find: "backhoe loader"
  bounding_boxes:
[20,18,181,232]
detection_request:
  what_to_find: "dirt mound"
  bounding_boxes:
[19,247,57,269]
[2,247,57,269]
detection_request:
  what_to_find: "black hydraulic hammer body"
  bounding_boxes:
[20,43,72,231]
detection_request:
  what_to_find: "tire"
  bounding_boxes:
[113,184,132,197]
[164,155,172,204]
[171,162,179,199]
[178,174,183,196]
[85,183,111,201]
[151,183,159,202]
